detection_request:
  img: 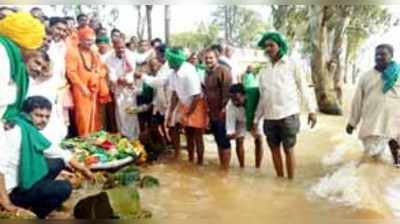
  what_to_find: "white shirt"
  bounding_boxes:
[135,49,155,65]
[254,56,316,121]
[104,50,137,90]
[28,77,68,145]
[141,63,174,115]
[226,100,262,137]
[220,56,240,84]
[169,62,202,106]
[0,44,17,119]
[0,125,72,193]
[226,101,246,137]
[349,69,400,139]
[47,40,68,88]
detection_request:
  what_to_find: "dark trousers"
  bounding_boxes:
[9,159,72,219]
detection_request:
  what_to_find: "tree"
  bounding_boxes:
[146,5,153,41]
[135,5,146,40]
[164,5,171,45]
[53,5,119,31]
[212,6,267,47]
[344,6,391,83]
[308,6,343,115]
[170,23,219,50]
[271,5,392,115]
[271,5,309,43]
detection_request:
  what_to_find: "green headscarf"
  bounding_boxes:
[382,61,400,94]
[257,32,289,58]
[165,48,187,70]
[96,35,110,45]
[10,113,51,191]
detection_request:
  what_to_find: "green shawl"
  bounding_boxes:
[382,61,400,94]
[244,87,260,131]
[0,35,29,120]
[11,113,51,191]
[243,72,259,89]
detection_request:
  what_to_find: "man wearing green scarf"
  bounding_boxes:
[253,32,317,179]
[165,48,207,165]
[347,44,400,166]
[0,96,94,219]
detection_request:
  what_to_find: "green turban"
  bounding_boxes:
[257,32,289,58]
[165,48,187,70]
[96,35,110,45]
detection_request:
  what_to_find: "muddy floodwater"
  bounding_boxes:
[137,85,400,223]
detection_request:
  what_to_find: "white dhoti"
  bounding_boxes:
[361,136,390,157]
[115,88,140,140]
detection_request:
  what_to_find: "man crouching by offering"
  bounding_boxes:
[0,96,94,219]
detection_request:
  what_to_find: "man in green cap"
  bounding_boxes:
[164,47,207,164]
[253,32,317,179]
[96,35,111,61]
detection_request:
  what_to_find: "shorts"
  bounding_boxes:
[210,120,231,150]
[263,114,300,150]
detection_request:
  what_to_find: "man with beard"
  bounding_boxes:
[104,37,139,139]
[347,44,400,166]
[66,27,111,137]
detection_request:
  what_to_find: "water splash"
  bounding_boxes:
[310,160,396,217]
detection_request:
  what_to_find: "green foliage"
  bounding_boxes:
[346,6,392,61]
[170,23,219,50]
[270,5,392,59]
[212,6,268,47]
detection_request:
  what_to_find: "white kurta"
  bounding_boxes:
[169,62,202,107]
[348,69,400,140]
[0,125,71,193]
[225,100,263,137]
[27,76,68,146]
[47,40,69,137]
[104,50,140,139]
[135,49,155,65]
[0,43,17,157]
[0,44,17,119]
[220,56,240,84]
[145,64,173,116]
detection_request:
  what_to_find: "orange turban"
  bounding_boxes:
[78,26,96,40]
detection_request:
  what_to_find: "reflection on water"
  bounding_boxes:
[135,86,400,223]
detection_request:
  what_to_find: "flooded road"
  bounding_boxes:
[138,86,400,223]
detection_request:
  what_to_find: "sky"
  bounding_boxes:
[17,4,270,39]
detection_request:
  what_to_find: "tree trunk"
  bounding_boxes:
[224,6,229,42]
[310,6,343,115]
[146,5,153,41]
[164,5,170,45]
[136,5,145,40]
[330,6,352,106]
